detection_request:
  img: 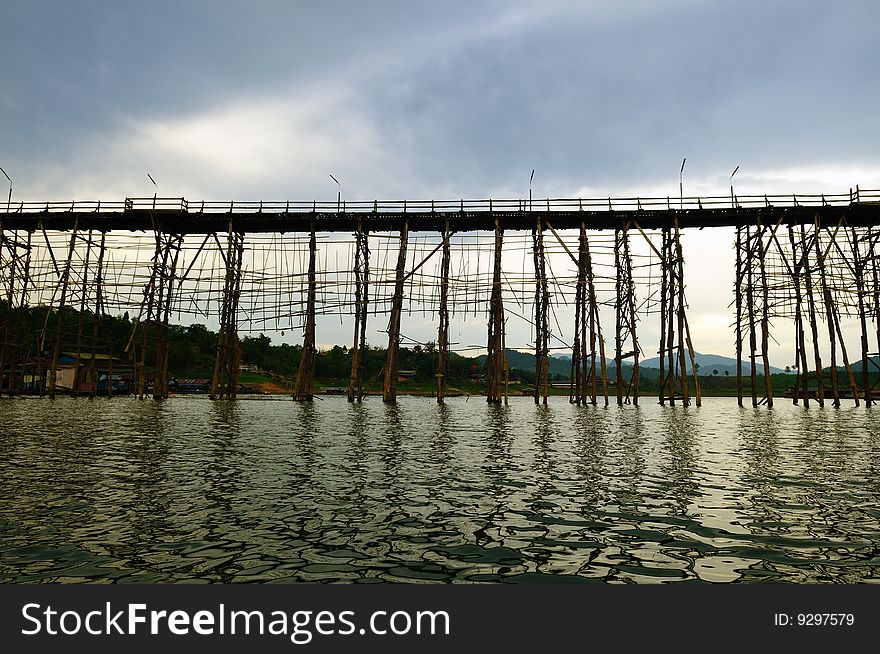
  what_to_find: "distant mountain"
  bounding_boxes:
[640,352,784,376]
[488,350,785,378]
[477,350,572,378]
[845,355,880,373]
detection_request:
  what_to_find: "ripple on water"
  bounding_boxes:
[1,395,879,583]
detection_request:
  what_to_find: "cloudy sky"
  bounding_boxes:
[2,0,879,364]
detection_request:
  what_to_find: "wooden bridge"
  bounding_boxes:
[1,189,879,233]
[2,188,880,410]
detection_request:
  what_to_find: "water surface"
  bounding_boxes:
[1,395,879,583]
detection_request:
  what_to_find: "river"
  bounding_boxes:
[1,395,878,583]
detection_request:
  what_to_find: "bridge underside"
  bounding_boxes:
[2,193,880,407]
[2,203,879,234]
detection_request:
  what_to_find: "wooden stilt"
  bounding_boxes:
[788,225,810,405]
[0,222,33,395]
[294,221,317,401]
[851,227,873,406]
[614,225,639,405]
[128,221,183,400]
[211,222,245,400]
[49,219,79,399]
[800,224,824,407]
[868,228,880,402]
[532,217,549,405]
[348,216,369,403]
[486,215,506,405]
[571,222,588,405]
[658,228,669,406]
[674,221,690,405]
[437,218,451,404]
[757,219,773,407]
[745,225,759,406]
[735,224,744,407]
[383,219,408,403]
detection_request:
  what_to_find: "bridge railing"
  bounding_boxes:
[2,189,879,215]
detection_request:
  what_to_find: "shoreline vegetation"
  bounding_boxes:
[1,305,875,398]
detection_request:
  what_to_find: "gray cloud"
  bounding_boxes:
[1,0,878,364]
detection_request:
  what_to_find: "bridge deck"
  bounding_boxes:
[2,190,879,233]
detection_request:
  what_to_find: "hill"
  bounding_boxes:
[552,351,784,376]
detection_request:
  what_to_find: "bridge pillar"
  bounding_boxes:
[532,217,549,405]
[850,226,880,407]
[48,220,80,399]
[735,224,744,406]
[69,230,113,398]
[813,218,858,407]
[0,220,32,396]
[129,227,183,400]
[657,220,701,407]
[383,220,409,403]
[486,216,508,405]
[787,224,822,406]
[294,222,317,401]
[210,224,244,400]
[347,217,369,403]
[737,221,773,408]
[570,222,608,406]
[436,218,451,404]
[614,225,639,405]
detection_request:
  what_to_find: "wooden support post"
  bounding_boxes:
[658,228,669,406]
[130,225,183,400]
[674,225,688,405]
[570,222,607,406]
[383,220,408,403]
[614,225,639,405]
[657,221,700,407]
[756,218,773,407]
[348,217,369,403]
[0,221,9,393]
[49,219,79,399]
[0,224,32,395]
[486,216,506,405]
[532,217,549,405]
[437,219,451,404]
[211,223,245,400]
[71,229,95,397]
[571,223,587,405]
[571,242,583,405]
[88,232,108,398]
[788,225,810,405]
[294,222,318,401]
[869,229,880,402]
[154,235,181,400]
[735,224,744,406]
[0,224,11,394]
[851,227,873,406]
[674,218,699,406]
[745,225,759,406]
[815,223,842,406]
[800,224,824,407]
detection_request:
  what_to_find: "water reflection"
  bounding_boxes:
[658,408,700,517]
[1,396,879,583]
[612,406,647,511]
[573,406,608,507]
